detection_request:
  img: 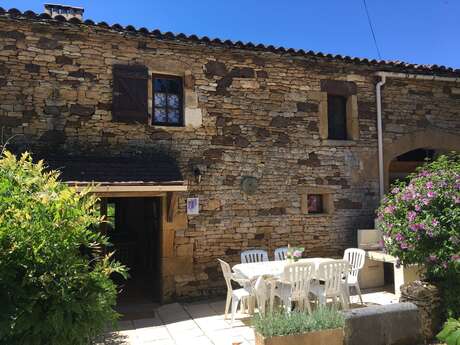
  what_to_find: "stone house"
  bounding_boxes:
[0,7,459,303]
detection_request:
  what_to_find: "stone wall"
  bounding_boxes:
[1,14,459,299]
[400,281,442,342]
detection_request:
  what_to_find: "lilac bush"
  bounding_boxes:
[377,154,460,279]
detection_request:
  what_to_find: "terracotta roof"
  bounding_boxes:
[1,7,460,77]
[40,154,184,185]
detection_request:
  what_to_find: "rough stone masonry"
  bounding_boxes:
[0,9,459,300]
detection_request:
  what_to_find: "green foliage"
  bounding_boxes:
[252,307,345,337]
[0,151,128,345]
[377,153,460,318]
[437,318,460,345]
[377,154,460,277]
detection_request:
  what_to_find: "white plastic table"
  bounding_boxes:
[232,257,337,281]
[232,258,341,312]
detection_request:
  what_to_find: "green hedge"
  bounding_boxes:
[0,151,127,345]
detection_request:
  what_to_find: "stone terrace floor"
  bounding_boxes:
[98,287,398,345]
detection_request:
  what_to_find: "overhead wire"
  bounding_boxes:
[362,0,382,60]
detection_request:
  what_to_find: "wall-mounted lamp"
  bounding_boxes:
[193,167,202,184]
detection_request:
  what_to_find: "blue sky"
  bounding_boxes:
[3,0,459,68]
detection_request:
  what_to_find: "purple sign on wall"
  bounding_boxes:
[187,197,199,215]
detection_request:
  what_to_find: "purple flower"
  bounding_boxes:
[293,250,302,258]
[422,198,430,206]
[384,205,396,214]
[391,187,400,194]
[426,181,433,189]
[409,224,418,232]
[454,196,460,204]
[451,255,460,261]
[402,192,414,201]
[414,204,421,211]
[427,230,434,238]
[442,262,448,269]
[400,242,409,250]
[395,233,405,242]
[432,219,439,227]
[427,191,436,198]
[407,211,417,222]
[428,255,437,262]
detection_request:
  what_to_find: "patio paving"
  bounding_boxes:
[99,288,398,345]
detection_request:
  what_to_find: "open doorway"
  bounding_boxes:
[102,197,162,306]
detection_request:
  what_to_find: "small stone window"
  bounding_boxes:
[152,75,184,126]
[301,187,334,215]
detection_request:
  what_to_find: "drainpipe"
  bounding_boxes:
[376,75,386,200]
[375,71,460,199]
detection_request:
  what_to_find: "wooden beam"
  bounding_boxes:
[95,191,167,198]
[72,184,187,194]
[166,192,178,223]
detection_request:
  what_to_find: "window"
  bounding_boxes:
[153,75,183,126]
[301,187,334,215]
[106,202,116,231]
[327,95,347,140]
[307,194,324,214]
[112,65,149,123]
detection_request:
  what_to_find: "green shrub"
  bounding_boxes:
[437,317,460,345]
[252,307,345,337]
[0,151,127,345]
[377,154,460,317]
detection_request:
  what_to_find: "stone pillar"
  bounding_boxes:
[399,281,442,342]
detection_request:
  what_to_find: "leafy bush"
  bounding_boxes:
[252,307,344,337]
[437,318,460,345]
[377,154,460,317]
[0,151,127,345]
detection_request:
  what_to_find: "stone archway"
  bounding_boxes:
[383,128,460,190]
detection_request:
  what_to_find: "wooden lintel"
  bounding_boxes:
[166,192,178,223]
[72,184,187,195]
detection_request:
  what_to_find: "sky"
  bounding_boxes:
[2,0,459,68]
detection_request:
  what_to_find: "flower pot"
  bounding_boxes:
[255,328,344,345]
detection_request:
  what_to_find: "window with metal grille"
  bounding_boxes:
[153,75,183,126]
[327,95,347,140]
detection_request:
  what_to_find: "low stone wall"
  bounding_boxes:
[343,303,423,345]
[400,280,442,342]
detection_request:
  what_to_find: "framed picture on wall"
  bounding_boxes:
[187,197,199,215]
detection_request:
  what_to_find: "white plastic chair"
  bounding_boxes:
[253,276,269,315]
[218,259,251,324]
[241,249,269,263]
[273,262,315,314]
[274,247,288,261]
[310,260,350,310]
[343,248,366,304]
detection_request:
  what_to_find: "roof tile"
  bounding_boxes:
[1,7,459,77]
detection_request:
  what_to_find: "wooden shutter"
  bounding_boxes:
[112,64,148,123]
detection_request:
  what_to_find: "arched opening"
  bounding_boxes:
[383,129,460,191]
[388,148,447,186]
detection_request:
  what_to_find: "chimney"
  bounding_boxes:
[44,3,84,20]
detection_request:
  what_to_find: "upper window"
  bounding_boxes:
[327,95,347,140]
[153,75,183,126]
